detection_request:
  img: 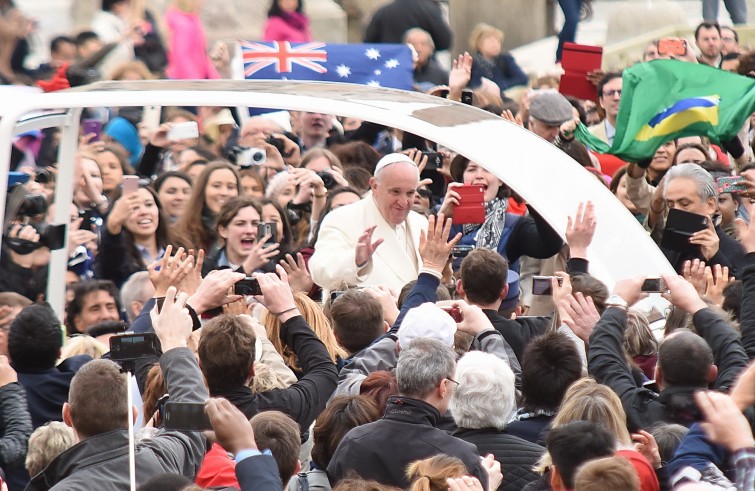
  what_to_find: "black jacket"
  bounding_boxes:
[364,0,452,50]
[736,252,755,359]
[0,249,47,301]
[211,315,338,433]
[454,428,544,491]
[588,306,748,431]
[327,396,487,489]
[483,310,549,363]
[0,382,31,469]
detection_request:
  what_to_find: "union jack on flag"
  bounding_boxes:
[240,41,327,77]
[238,41,414,90]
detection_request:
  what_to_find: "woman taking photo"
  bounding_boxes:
[173,161,240,252]
[97,143,134,202]
[263,0,311,43]
[441,156,562,270]
[99,186,172,287]
[201,196,280,276]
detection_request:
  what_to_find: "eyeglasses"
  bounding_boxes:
[446,377,460,388]
[602,89,622,98]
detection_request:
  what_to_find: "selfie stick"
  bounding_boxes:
[127,370,136,491]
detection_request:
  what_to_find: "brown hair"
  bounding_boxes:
[214,196,263,242]
[141,363,166,423]
[406,455,468,491]
[173,161,241,250]
[330,141,380,174]
[460,248,508,305]
[250,411,301,484]
[301,147,343,171]
[570,274,609,314]
[623,309,658,357]
[198,314,256,390]
[573,456,640,491]
[68,359,130,438]
[311,395,380,469]
[330,289,385,354]
[263,292,346,371]
[359,370,398,415]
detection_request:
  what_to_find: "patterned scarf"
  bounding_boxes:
[462,197,507,250]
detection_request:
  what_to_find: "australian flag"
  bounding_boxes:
[240,41,414,90]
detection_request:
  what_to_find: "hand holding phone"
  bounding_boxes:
[82,119,102,142]
[532,276,563,296]
[234,277,262,296]
[453,184,485,225]
[441,306,462,322]
[641,277,666,293]
[109,332,160,363]
[658,38,687,57]
[163,402,213,431]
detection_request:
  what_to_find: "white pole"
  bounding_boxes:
[127,370,136,491]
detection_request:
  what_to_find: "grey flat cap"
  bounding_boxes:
[529,91,574,126]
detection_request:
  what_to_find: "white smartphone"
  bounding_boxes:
[167,121,199,141]
[142,105,161,132]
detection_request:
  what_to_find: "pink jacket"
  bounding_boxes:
[165,7,220,79]
[263,15,312,43]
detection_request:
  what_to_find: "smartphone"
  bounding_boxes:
[461,89,474,105]
[453,185,485,225]
[167,121,199,141]
[142,105,162,132]
[666,393,703,423]
[82,119,102,141]
[451,244,474,258]
[257,222,277,246]
[532,276,563,296]
[717,176,747,194]
[122,175,140,195]
[163,402,213,431]
[109,332,160,362]
[154,394,169,428]
[641,277,666,293]
[441,306,462,322]
[421,152,442,171]
[658,38,686,56]
[234,277,262,296]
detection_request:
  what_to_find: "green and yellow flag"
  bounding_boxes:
[575,59,755,162]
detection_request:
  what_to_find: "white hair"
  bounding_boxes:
[450,351,516,430]
[265,171,293,200]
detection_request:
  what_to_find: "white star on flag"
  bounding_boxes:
[365,48,381,60]
[367,80,381,87]
[374,69,382,75]
[385,59,399,69]
[336,64,352,78]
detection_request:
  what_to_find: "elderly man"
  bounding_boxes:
[327,338,488,489]
[309,153,427,291]
[404,27,448,88]
[527,91,574,144]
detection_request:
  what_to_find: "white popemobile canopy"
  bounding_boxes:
[0,80,674,319]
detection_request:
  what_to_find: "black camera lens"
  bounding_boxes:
[316,171,336,190]
[36,169,52,184]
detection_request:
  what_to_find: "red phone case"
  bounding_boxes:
[559,42,603,101]
[453,185,485,225]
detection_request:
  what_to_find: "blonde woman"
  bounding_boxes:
[405,455,468,491]
[263,291,346,371]
[468,23,528,94]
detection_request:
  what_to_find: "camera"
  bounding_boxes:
[234,277,262,296]
[226,146,266,167]
[3,184,66,253]
[316,171,337,190]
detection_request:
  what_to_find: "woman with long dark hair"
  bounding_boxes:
[263,0,311,43]
[99,186,173,287]
[173,161,240,252]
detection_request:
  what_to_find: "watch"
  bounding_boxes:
[605,295,629,310]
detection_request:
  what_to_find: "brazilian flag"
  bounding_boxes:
[575,59,755,162]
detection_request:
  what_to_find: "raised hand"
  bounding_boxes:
[186,269,245,314]
[661,274,708,314]
[242,235,280,274]
[355,225,384,268]
[682,259,707,296]
[696,391,755,452]
[0,355,17,387]
[150,286,192,352]
[612,276,648,307]
[253,265,299,322]
[438,182,463,218]
[705,264,733,307]
[148,245,194,298]
[419,213,460,273]
[632,430,661,469]
[562,292,600,343]
[566,201,596,259]
[205,398,258,455]
[279,252,314,293]
[449,52,473,100]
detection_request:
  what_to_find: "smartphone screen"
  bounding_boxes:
[167,121,199,141]
[234,277,262,296]
[532,276,562,296]
[163,402,212,431]
[641,278,664,293]
[109,332,160,362]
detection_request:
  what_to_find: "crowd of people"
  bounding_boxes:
[2,0,755,490]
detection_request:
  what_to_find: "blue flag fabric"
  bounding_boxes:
[240,41,414,90]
